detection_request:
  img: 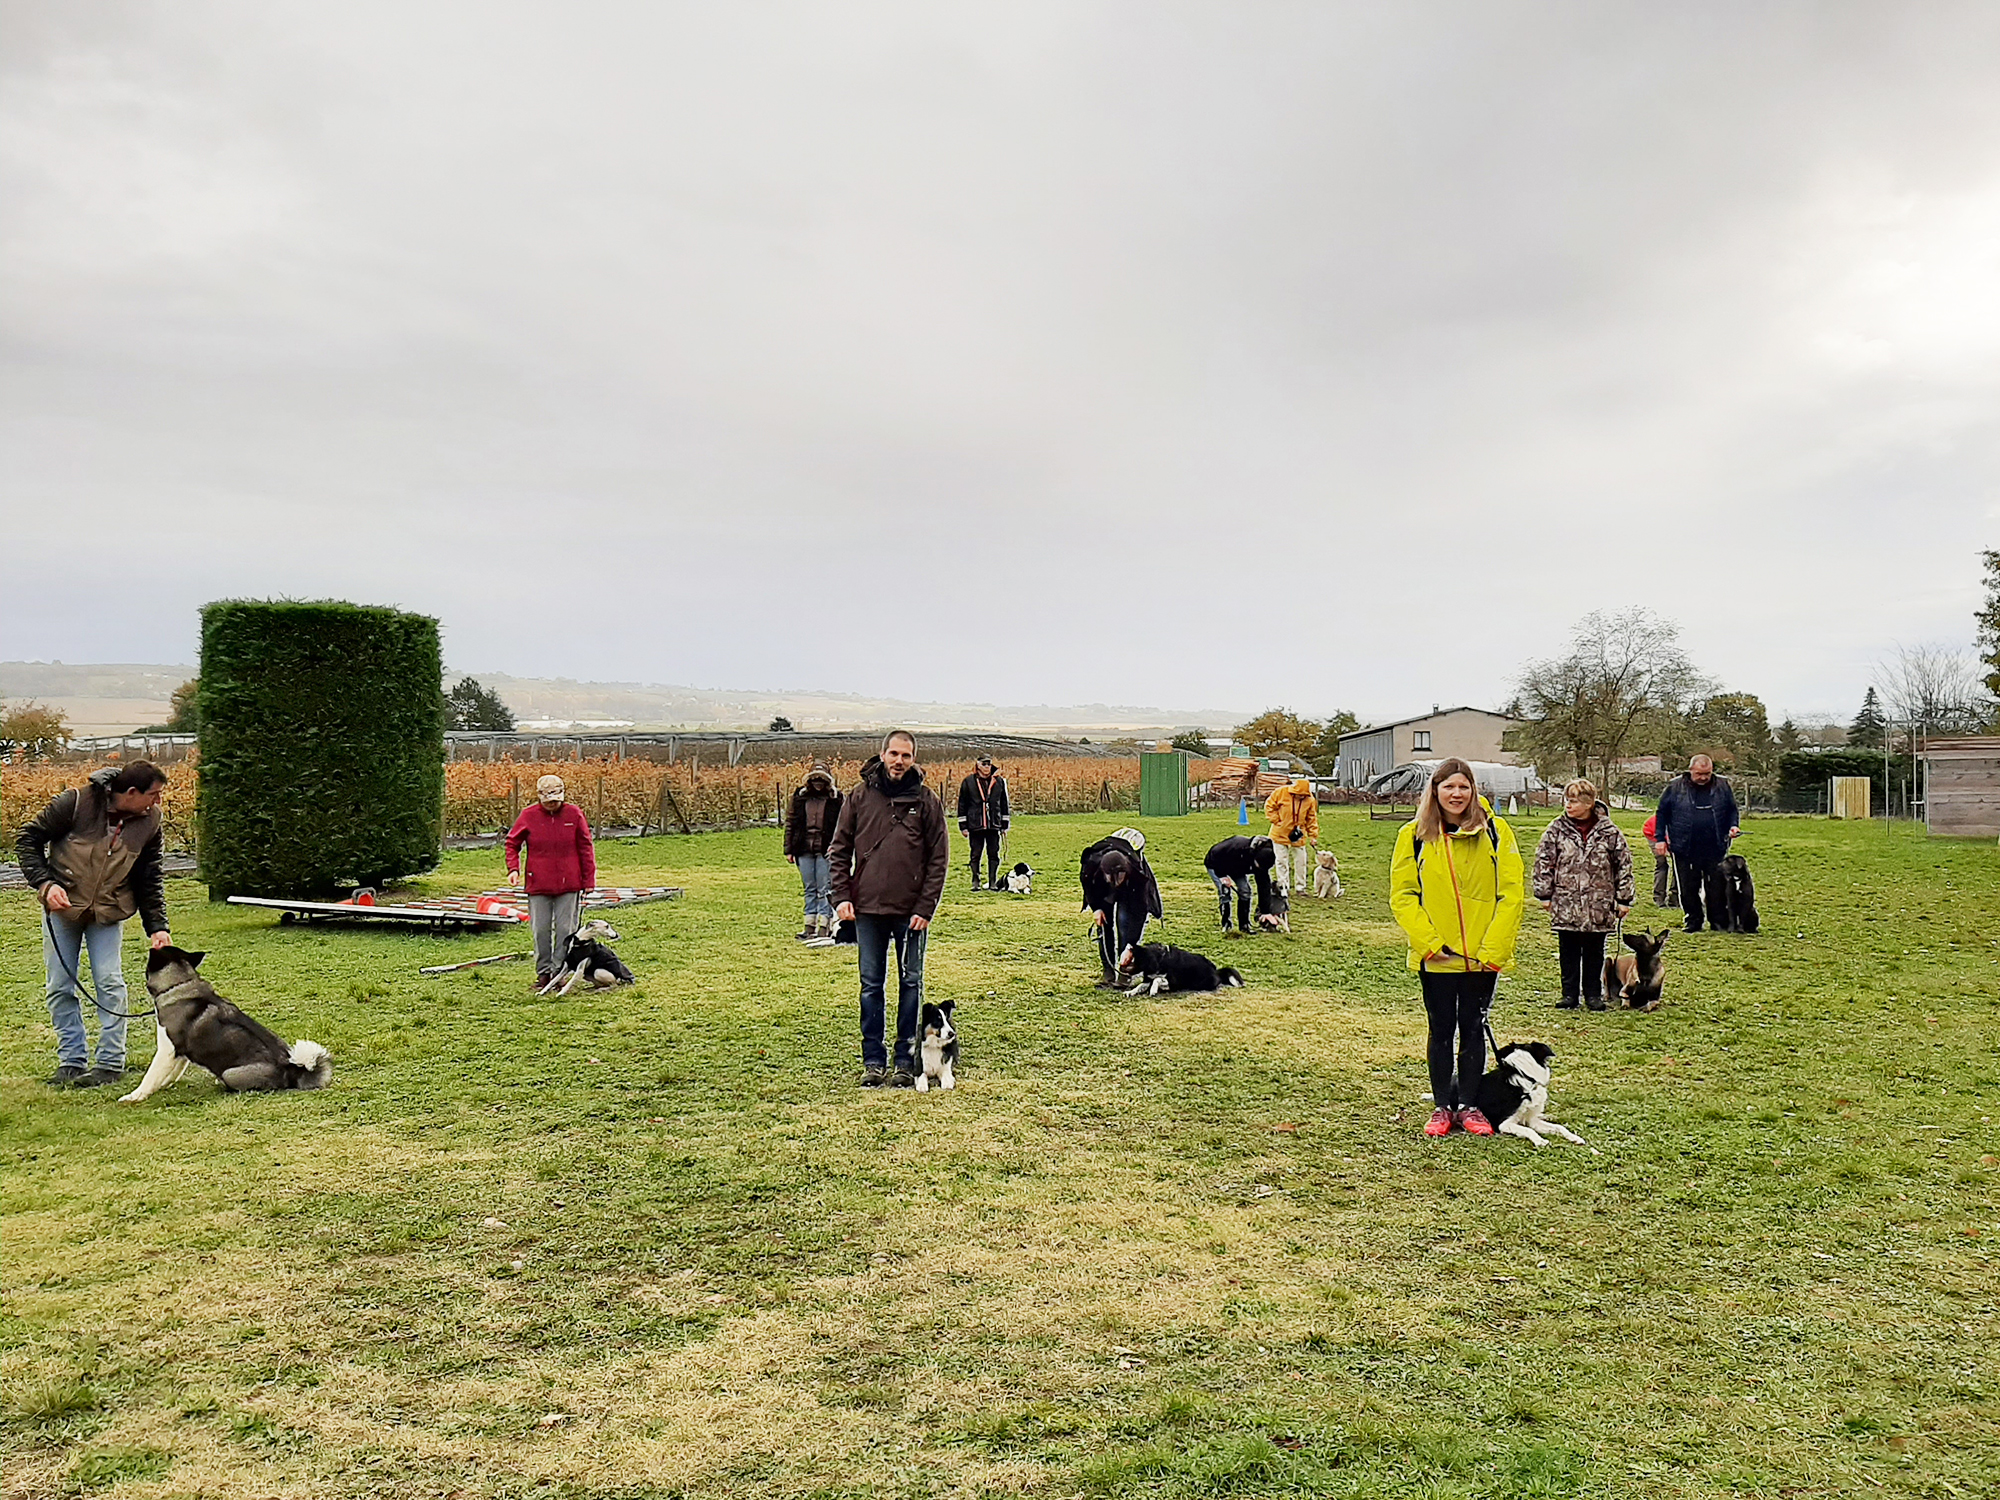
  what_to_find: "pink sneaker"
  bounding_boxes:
[1423,1107,1454,1137]
[1457,1107,1494,1136]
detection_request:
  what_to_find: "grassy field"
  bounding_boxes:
[3,806,1996,1499]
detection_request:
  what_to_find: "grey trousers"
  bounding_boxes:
[530,892,582,979]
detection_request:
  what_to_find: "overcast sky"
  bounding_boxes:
[4,2,1996,724]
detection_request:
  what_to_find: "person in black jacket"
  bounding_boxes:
[1651,756,1740,933]
[16,763,173,1088]
[1079,829,1163,986]
[784,761,844,939]
[1204,834,1277,935]
[956,757,1011,890]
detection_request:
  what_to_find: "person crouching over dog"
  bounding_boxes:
[829,730,949,1088]
[1263,776,1318,897]
[956,755,1010,891]
[505,774,596,991]
[1204,833,1277,935]
[1532,778,1634,1011]
[1389,759,1524,1138]
[17,762,173,1089]
[1080,828,1163,986]
[785,761,843,940]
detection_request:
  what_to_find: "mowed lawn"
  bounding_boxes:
[3,807,1997,1499]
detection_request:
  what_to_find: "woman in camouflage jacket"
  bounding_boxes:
[1531,778,1635,1010]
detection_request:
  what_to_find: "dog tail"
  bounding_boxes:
[288,1039,334,1090]
[1217,967,1244,987]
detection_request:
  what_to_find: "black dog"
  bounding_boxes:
[1116,942,1244,996]
[541,919,636,995]
[1602,928,1669,1012]
[1713,853,1758,933]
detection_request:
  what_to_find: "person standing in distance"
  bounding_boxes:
[785,761,843,940]
[1263,776,1319,897]
[829,730,950,1087]
[1651,755,1739,933]
[1532,778,1634,1010]
[956,755,1010,891]
[17,762,173,1088]
[1389,758,1524,1138]
[505,774,596,988]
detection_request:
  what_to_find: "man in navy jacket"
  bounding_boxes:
[1651,756,1739,932]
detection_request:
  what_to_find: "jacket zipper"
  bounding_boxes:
[1441,829,1474,971]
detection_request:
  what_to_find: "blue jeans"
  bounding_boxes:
[855,913,927,1072]
[797,854,832,920]
[44,914,131,1070]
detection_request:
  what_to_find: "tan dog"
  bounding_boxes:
[1311,848,1342,899]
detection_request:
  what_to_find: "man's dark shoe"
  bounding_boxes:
[74,1066,126,1089]
[1556,996,1580,1010]
[889,1068,917,1089]
[46,1064,85,1088]
[1585,997,1608,1012]
[859,1065,887,1087]
[1684,922,1703,934]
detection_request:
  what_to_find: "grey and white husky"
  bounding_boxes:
[120,945,332,1102]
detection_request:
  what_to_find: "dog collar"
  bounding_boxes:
[150,979,207,1004]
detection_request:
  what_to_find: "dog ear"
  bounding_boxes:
[186,950,206,967]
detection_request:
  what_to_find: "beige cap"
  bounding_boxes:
[536,775,566,797]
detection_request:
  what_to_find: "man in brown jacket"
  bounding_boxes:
[16,763,174,1087]
[828,730,950,1087]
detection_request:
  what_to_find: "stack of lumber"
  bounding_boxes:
[1211,757,1263,802]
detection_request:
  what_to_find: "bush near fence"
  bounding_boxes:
[444,755,1158,836]
[1,754,202,856]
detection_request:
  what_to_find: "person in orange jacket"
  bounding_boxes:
[1262,777,1320,896]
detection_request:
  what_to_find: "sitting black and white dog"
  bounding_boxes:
[541,919,636,995]
[1710,853,1758,933]
[1117,942,1244,996]
[997,861,1035,894]
[1472,1041,1585,1148]
[916,999,957,1091]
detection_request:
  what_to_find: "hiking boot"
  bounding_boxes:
[795,926,815,941]
[889,1069,917,1089]
[75,1066,126,1089]
[1457,1107,1495,1136]
[859,1065,887,1087]
[46,1064,86,1088]
[1423,1107,1454,1137]
[1556,995,1580,1010]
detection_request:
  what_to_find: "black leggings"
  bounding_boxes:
[967,828,1001,883]
[1420,969,1497,1111]
[1557,930,1607,1001]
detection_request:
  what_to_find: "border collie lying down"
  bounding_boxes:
[1473,1041,1585,1148]
[1117,942,1244,996]
[998,861,1035,894]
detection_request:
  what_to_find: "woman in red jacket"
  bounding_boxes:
[505,774,597,987]
[1641,812,1676,907]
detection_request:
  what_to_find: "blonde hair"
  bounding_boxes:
[1562,777,1597,802]
[1413,757,1486,845]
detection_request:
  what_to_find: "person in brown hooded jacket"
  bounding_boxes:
[16,763,173,1088]
[828,730,950,1086]
[785,761,844,939]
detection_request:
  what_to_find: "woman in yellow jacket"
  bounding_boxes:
[1389,758,1525,1138]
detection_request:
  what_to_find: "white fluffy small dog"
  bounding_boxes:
[1311,849,1342,899]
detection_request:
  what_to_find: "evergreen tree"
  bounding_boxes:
[1169,730,1212,754]
[1774,718,1802,753]
[445,676,516,731]
[1848,688,1885,750]
[1977,549,2000,699]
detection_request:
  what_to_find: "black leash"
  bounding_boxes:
[42,909,157,1020]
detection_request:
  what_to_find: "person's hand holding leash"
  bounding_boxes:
[835,901,855,923]
[41,884,72,913]
[910,915,930,932]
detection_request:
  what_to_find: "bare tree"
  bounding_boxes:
[1512,610,1709,788]
[1872,644,1995,740]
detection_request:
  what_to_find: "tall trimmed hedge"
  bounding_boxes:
[198,601,445,898]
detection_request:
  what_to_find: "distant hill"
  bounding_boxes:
[2,662,1247,738]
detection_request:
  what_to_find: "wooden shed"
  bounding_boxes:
[1920,737,2000,838]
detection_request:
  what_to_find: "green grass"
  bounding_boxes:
[3,808,1997,1497]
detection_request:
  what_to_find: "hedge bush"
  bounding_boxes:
[198,601,445,897]
[1774,749,1912,811]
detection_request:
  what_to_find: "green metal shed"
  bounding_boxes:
[1138,751,1190,817]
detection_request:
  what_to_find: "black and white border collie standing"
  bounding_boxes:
[916,1000,957,1091]
[1473,1042,1586,1148]
[1117,943,1244,996]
